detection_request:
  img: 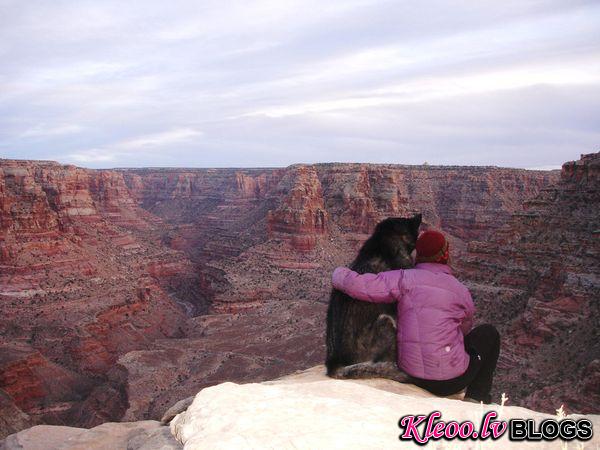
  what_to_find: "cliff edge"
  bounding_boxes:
[4,365,599,449]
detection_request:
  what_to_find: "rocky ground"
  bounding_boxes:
[4,365,599,449]
[1,153,596,439]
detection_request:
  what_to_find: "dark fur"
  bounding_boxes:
[325,214,421,382]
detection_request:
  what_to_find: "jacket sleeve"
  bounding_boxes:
[459,289,476,335]
[331,267,403,303]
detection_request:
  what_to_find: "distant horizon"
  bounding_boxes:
[1,155,572,171]
[1,1,598,169]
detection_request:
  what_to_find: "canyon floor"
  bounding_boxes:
[0,152,598,439]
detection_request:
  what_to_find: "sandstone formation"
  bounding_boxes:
[5,153,596,441]
[267,165,327,251]
[0,161,200,433]
[169,366,600,449]
[460,152,599,414]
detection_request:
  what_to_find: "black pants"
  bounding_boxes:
[409,324,501,404]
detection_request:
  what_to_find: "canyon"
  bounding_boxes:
[1,153,597,439]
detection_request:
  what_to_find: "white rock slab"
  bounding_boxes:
[171,365,600,449]
[1,421,180,450]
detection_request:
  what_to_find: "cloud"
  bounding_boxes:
[243,55,600,118]
[0,0,598,168]
[63,128,203,165]
[66,150,117,163]
[20,123,85,138]
[116,128,204,149]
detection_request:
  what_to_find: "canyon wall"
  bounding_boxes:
[0,161,200,436]
[3,154,591,439]
[460,152,599,413]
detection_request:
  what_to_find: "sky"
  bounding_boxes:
[1,0,599,169]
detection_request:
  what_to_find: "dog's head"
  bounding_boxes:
[371,213,422,268]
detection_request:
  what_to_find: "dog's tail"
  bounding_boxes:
[328,361,411,383]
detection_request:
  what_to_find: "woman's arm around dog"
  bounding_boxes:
[331,267,404,303]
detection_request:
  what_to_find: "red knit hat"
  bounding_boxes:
[415,230,449,264]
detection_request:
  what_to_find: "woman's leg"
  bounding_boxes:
[409,324,500,402]
[409,353,479,397]
[463,324,501,403]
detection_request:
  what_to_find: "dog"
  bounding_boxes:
[325,214,421,382]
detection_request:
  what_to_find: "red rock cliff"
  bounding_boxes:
[267,165,328,251]
[0,160,201,434]
[460,152,599,414]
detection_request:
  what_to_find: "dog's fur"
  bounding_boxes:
[325,214,421,382]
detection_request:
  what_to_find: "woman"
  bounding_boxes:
[331,230,500,404]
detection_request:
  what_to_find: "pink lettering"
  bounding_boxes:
[399,415,427,444]
[431,420,445,439]
[458,421,474,438]
[445,421,459,438]
[398,410,508,444]
[423,411,443,440]
[490,420,508,438]
[480,411,498,438]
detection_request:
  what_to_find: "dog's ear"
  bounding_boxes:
[410,213,422,234]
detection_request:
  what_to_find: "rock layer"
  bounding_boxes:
[460,152,600,414]
[267,165,328,251]
[0,161,199,433]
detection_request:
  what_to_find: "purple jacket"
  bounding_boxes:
[332,263,475,380]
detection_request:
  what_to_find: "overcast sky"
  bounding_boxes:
[1,0,599,169]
